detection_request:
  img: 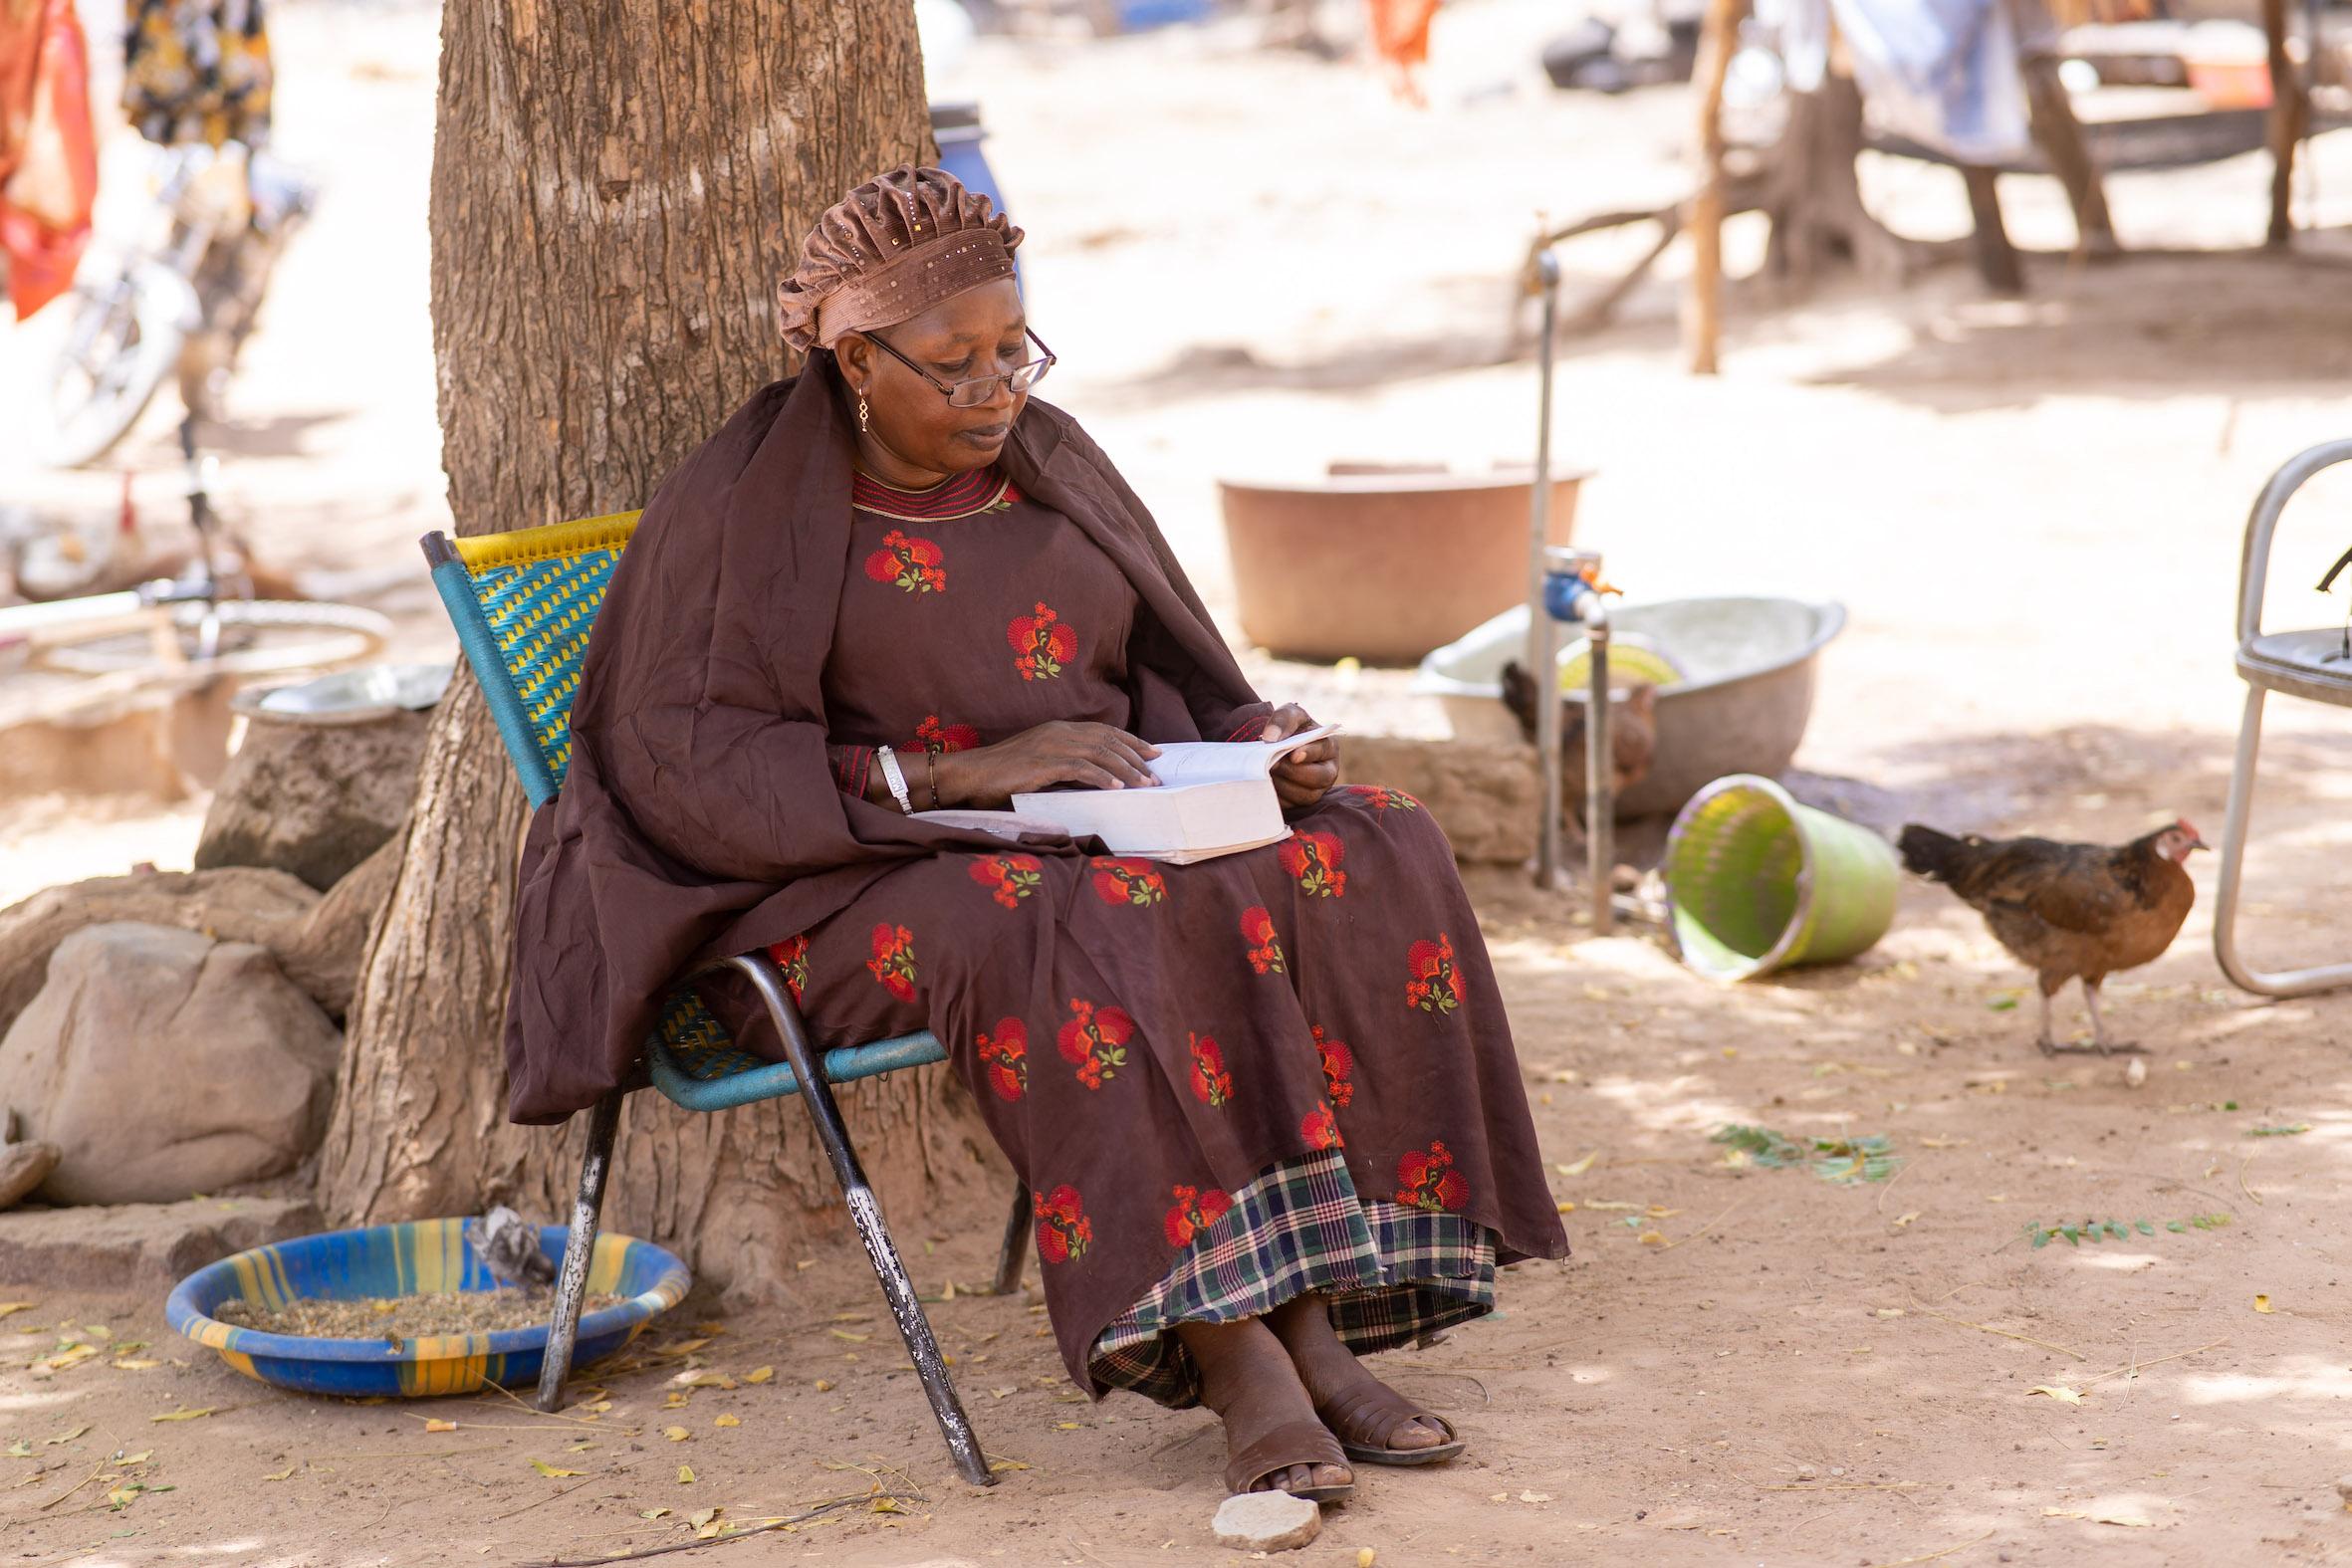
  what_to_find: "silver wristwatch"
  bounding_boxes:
[875,745,915,813]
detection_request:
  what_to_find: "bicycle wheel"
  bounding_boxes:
[35,598,393,679]
[36,261,198,469]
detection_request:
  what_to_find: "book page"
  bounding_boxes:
[1145,724,1340,788]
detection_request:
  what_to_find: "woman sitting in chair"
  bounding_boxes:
[509,165,1567,1503]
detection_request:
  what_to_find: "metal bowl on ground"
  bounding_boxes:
[1414,596,1848,819]
[166,1218,689,1398]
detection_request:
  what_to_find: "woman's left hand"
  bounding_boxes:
[1260,703,1337,809]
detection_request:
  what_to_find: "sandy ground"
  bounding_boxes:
[10,0,2352,1563]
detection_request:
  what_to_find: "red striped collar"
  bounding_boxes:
[850,465,1020,522]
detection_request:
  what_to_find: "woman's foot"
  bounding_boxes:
[1266,1292,1460,1460]
[1175,1317,1354,1498]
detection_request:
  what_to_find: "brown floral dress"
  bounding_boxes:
[781,464,1566,1405]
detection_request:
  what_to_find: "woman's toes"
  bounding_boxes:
[1311,1461,1353,1490]
[1391,1417,1446,1451]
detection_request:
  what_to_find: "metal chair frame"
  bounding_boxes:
[421,517,1028,1488]
[2215,437,2352,999]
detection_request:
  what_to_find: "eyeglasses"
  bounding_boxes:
[865,327,1056,408]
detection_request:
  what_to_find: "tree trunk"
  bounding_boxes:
[1761,70,1914,287]
[318,0,1000,1301]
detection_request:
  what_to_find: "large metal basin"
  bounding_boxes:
[1218,466,1586,665]
[1414,596,1847,819]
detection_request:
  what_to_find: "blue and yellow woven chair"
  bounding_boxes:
[421,515,1029,1488]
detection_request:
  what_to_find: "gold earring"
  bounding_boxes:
[857,393,870,433]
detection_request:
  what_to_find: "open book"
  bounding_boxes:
[914,724,1339,863]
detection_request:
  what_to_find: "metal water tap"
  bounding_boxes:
[1534,546,1617,932]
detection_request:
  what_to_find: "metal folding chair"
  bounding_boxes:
[2215,438,2352,999]
[421,514,1028,1487]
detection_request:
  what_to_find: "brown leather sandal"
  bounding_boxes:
[1222,1418,1356,1503]
[1314,1382,1467,1466]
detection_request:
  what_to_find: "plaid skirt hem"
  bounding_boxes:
[1088,1150,1497,1408]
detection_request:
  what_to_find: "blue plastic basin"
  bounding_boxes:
[166,1218,690,1398]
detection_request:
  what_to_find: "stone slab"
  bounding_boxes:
[0,1195,324,1295]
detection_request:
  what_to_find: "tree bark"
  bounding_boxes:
[318,0,1000,1300]
[1761,70,1914,287]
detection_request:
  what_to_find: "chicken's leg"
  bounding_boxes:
[2035,988,2058,1056]
[2081,980,2143,1055]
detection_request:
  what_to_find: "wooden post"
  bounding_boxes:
[1960,165,2024,295]
[1685,0,1744,374]
[2260,0,2305,248]
[2020,54,2118,257]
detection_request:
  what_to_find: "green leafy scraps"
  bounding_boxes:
[2025,1214,2233,1248]
[1712,1124,1900,1184]
[2245,1124,2310,1137]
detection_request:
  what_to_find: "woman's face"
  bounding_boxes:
[835,278,1030,476]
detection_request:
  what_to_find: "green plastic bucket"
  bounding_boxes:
[1663,774,1899,982]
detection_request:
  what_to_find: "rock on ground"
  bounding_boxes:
[0,923,343,1205]
[0,1138,59,1210]
[194,705,429,891]
[1339,735,1538,864]
[1211,1490,1322,1552]
[0,1195,322,1292]
[0,867,320,1040]
[270,828,404,1020]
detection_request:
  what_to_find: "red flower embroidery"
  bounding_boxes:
[1396,1140,1471,1213]
[1056,998,1134,1090]
[865,923,918,1003]
[862,530,946,593]
[1187,1032,1234,1107]
[1279,829,1347,898]
[1300,1101,1344,1151]
[767,933,810,1004]
[916,714,981,754]
[1312,1025,1354,1108]
[1088,857,1167,907]
[1405,934,1460,1014]
[969,852,1045,910]
[1345,784,1422,812]
[977,1018,1028,1102]
[1163,1184,1235,1248]
[1240,906,1286,975]
[1008,601,1077,681]
[1034,1184,1092,1264]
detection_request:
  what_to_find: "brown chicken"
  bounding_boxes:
[1499,659,1658,807]
[1898,818,2207,1054]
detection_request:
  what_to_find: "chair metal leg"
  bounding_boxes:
[2214,685,2352,999]
[724,954,997,1488]
[536,1088,623,1413]
[992,1183,1032,1297]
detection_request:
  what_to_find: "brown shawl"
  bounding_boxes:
[503,356,1269,1123]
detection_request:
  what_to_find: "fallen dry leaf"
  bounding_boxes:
[2254,1295,2275,1314]
[744,1366,775,1385]
[529,1459,584,1478]
[713,1414,740,1429]
[664,1426,691,1442]
[112,1359,160,1371]
[689,1505,720,1528]
[1519,1489,1552,1503]
[827,1328,870,1343]
[5,1440,33,1457]
[1582,1201,1644,1213]
[677,1465,695,1483]
[424,1419,457,1434]
[2044,1505,2153,1527]
[1555,1150,1600,1178]
[1357,1551,1377,1568]
[671,1370,736,1390]
[1555,1201,1575,1214]
[657,1337,714,1358]
[148,1407,215,1423]
[814,1378,834,1393]
[0,1303,34,1319]
[1892,1212,1920,1230]
[639,1507,671,1519]
[1637,1230,1667,1246]
[46,1424,90,1446]
[262,1464,297,1481]
[2030,1386,2085,1406]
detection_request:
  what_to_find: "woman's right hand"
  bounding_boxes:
[935,722,1161,808]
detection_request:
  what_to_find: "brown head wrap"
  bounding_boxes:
[776,164,1024,354]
